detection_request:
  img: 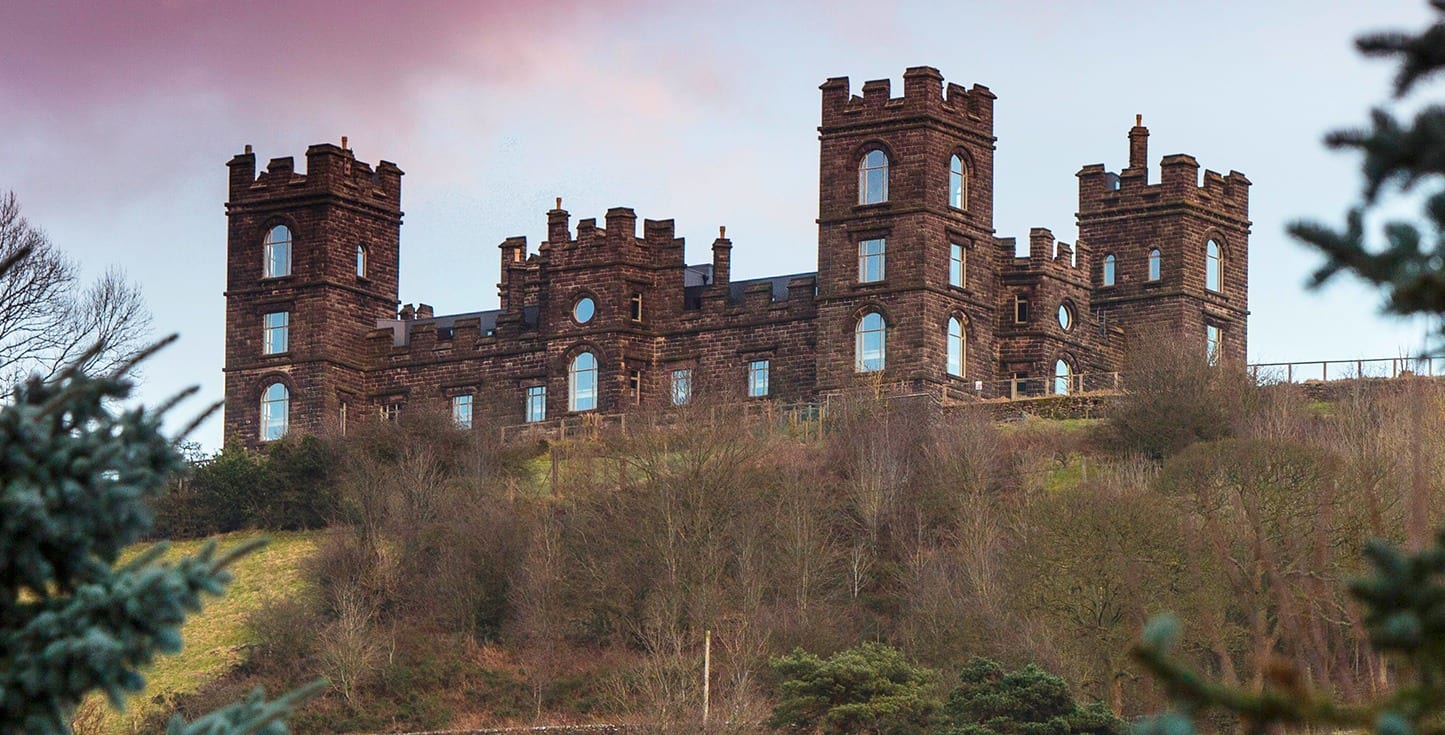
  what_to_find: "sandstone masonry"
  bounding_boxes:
[222,67,1251,448]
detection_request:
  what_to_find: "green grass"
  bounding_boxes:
[1042,454,1087,493]
[99,530,321,734]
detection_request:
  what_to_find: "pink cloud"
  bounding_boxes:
[1,1,653,116]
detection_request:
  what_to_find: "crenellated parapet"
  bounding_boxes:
[819,65,994,133]
[1077,121,1249,221]
[227,141,402,212]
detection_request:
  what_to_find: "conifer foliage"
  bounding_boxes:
[0,325,319,733]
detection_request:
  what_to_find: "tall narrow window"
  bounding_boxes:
[859,149,889,204]
[859,238,885,283]
[338,401,347,436]
[629,369,642,403]
[949,154,968,210]
[855,312,886,372]
[671,369,693,405]
[356,245,367,278]
[950,243,966,288]
[1053,360,1072,396]
[526,386,547,423]
[569,352,598,412]
[748,360,770,397]
[263,225,292,278]
[630,292,644,322]
[1103,254,1116,286]
[1206,325,1222,366]
[260,382,288,441]
[1148,249,1162,281]
[1014,294,1029,324]
[947,317,966,378]
[263,311,289,355]
[452,395,473,429]
[1206,239,1222,292]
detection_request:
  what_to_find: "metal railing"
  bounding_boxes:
[1247,355,1445,383]
[972,371,1123,400]
[494,356,1445,442]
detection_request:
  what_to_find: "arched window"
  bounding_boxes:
[1206,239,1222,292]
[1147,248,1162,281]
[859,149,889,205]
[947,317,966,377]
[263,225,292,278]
[855,312,886,372]
[1053,360,1072,396]
[356,245,367,278]
[260,382,289,441]
[949,154,968,210]
[569,351,598,412]
[1103,254,1116,286]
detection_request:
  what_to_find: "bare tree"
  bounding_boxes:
[0,191,150,382]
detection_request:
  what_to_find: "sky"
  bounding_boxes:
[1,0,1441,451]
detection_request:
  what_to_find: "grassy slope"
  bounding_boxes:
[99,530,321,734]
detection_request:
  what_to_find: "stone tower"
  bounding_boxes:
[223,142,403,447]
[1077,119,1251,365]
[814,66,999,395]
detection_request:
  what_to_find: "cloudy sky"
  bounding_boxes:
[1,0,1439,450]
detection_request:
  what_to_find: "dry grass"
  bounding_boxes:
[90,529,321,735]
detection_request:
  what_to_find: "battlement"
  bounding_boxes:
[820,66,994,131]
[1077,122,1249,217]
[227,141,402,206]
[530,205,684,252]
[1004,228,1090,276]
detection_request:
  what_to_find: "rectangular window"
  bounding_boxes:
[630,292,644,322]
[748,360,770,398]
[950,243,966,288]
[671,369,692,406]
[381,403,400,422]
[339,402,348,436]
[1014,295,1029,324]
[263,311,289,354]
[858,238,885,283]
[452,394,473,429]
[628,369,642,404]
[525,386,546,423]
[1206,325,1222,366]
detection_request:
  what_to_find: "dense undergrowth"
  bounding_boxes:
[137,340,1445,735]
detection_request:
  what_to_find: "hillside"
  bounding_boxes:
[133,367,1445,734]
[84,531,321,735]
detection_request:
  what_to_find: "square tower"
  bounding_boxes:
[814,67,999,396]
[223,143,403,447]
[1077,120,1250,366]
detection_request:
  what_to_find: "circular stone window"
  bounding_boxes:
[1057,303,1073,331]
[573,296,596,324]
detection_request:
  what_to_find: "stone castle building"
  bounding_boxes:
[223,66,1250,447]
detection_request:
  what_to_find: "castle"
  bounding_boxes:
[223,66,1250,447]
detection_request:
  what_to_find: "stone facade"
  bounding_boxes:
[222,67,1250,448]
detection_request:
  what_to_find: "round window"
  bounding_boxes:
[1057,304,1073,331]
[573,296,596,324]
